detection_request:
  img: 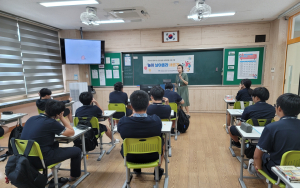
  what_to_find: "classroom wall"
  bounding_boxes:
[61,19,288,113]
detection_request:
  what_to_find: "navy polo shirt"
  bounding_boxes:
[241,102,275,121]
[257,117,300,165]
[75,105,102,118]
[236,88,252,101]
[147,103,171,119]
[164,89,182,103]
[20,115,65,155]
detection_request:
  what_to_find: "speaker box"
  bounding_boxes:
[255,35,266,43]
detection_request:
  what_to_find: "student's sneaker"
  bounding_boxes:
[248,159,265,179]
[113,125,118,132]
[153,167,164,181]
[114,139,120,144]
[171,128,175,134]
[231,140,241,148]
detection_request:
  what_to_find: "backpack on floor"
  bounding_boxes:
[5,138,48,188]
[177,109,190,133]
[73,117,98,152]
[6,124,23,156]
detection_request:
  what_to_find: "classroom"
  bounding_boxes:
[1,0,300,188]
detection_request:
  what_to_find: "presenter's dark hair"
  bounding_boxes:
[79,92,93,105]
[45,100,65,117]
[276,93,300,116]
[130,90,149,112]
[39,88,52,97]
[114,82,123,91]
[177,64,184,72]
[241,79,253,96]
[165,82,173,90]
[252,87,269,102]
[150,86,164,101]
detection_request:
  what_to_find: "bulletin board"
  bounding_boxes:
[90,53,122,86]
[223,47,265,85]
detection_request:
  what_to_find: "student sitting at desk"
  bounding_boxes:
[118,90,165,180]
[164,82,184,133]
[254,93,300,180]
[109,81,132,119]
[21,100,81,182]
[229,87,275,148]
[225,79,253,128]
[75,92,119,144]
[36,88,73,122]
[147,86,171,120]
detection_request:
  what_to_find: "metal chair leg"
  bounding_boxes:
[53,166,59,188]
[126,167,131,188]
[154,166,159,188]
[175,120,178,141]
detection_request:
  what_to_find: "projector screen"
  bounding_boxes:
[60,39,105,64]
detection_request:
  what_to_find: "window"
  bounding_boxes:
[288,12,300,45]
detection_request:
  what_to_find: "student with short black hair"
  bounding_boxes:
[75,92,119,144]
[118,90,164,180]
[36,88,73,122]
[254,93,300,179]
[229,87,275,148]
[21,100,81,182]
[109,82,132,119]
[147,86,171,120]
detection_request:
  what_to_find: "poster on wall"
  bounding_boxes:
[143,55,194,74]
[237,51,259,79]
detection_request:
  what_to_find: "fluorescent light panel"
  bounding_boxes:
[40,0,99,7]
[95,20,124,24]
[188,12,235,19]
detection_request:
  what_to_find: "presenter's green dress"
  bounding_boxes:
[176,73,190,107]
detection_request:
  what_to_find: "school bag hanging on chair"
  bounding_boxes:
[177,109,190,133]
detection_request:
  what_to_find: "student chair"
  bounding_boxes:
[169,103,179,141]
[233,101,253,110]
[74,117,106,161]
[123,136,162,188]
[258,150,300,188]
[12,138,63,188]
[37,108,45,114]
[246,119,275,127]
[108,103,126,132]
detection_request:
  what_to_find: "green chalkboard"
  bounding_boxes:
[122,50,223,86]
[223,47,264,85]
[90,53,122,86]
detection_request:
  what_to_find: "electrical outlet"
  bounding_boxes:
[271,67,275,73]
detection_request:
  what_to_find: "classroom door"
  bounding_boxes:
[284,42,300,95]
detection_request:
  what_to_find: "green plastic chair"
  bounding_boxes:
[74,117,106,161]
[169,103,179,141]
[246,119,275,127]
[108,103,126,120]
[234,101,253,110]
[258,151,300,188]
[37,108,45,114]
[13,139,62,188]
[123,136,162,188]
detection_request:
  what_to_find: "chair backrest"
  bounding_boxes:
[161,119,170,121]
[169,103,178,113]
[108,103,126,115]
[280,151,300,166]
[37,108,45,114]
[74,117,99,130]
[123,136,162,157]
[246,119,275,127]
[13,139,44,160]
[234,101,253,110]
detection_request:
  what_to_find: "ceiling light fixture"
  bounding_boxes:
[95,20,124,24]
[40,0,99,7]
[187,12,235,19]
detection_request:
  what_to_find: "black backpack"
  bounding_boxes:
[177,109,190,133]
[6,124,23,156]
[73,117,98,152]
[5,138,48,188]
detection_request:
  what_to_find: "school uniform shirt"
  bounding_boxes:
[164,89,183,103]
[241,102,275,121]
[236,88,252,101]
[109,91,132,118]
[147,103,171,119]
[20,115,65,155]
[257,117,300,165]
[75,105,102,118]
[118,113,162,163]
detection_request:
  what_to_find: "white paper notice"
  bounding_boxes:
[106,70,112,79]
[228,56,235,65]
[113,70,120,79]
[106,57,110,64]
[92,70,98,79]
[99,69,106,86]
[227,71,234,81]
[111,58,120,65]
[125,56,131,66]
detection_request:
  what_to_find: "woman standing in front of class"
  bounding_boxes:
[176,64,190,117]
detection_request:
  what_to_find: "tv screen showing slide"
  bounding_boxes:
[60,39,105,64]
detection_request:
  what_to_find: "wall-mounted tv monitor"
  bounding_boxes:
[60,38,105,64]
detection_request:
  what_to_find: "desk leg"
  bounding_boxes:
[70,134,90,188]
[238,137,247,188]
[164,132,169,188]
[175,120,178,141]
[225,104,229,134]
[106,116,115,154]
[229,115,236,157]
